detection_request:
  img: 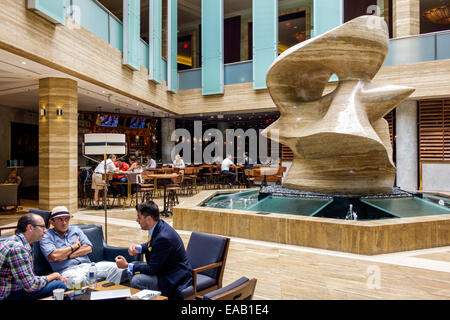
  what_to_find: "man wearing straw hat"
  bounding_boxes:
[40,206,123,287]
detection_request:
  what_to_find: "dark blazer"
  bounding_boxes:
[132,220,192,299]
[244,157,253,169]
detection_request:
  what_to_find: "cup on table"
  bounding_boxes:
[73,277,84,296]
[53,288,65,300]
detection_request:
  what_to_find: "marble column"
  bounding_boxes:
[393,0,420,38]
[161,117,175,163]
[395,100,418,192]
[38,78,78,213]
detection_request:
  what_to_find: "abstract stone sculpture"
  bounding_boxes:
[263,16,414,195]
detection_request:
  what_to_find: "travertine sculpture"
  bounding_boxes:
[263,16,414,194]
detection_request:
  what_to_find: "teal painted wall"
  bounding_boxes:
[149,0,162,83]
[252,0,278,90]
[73,0,108,42]
[312,0,343,37]
[29,0,66,25]
[201,0,224,95]
[123,0,141,71]
[167,0,178,92]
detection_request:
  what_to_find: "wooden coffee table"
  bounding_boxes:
[43,280,167,300]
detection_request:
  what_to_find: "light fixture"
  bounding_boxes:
[423,4,450,24]
[56,109,63,116]
[40,107,46,116]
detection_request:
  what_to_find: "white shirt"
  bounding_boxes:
[145,159,156,169]
[94,159,116,174]
[173,159,185,168]
[221,158,233,171]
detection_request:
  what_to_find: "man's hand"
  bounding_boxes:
[115,256,129,269]
[47,272,68,284]
[72,236,81,250]
[128,245,140,256]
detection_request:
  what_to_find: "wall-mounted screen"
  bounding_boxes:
[97,114,120,127]
[129,117,147,128]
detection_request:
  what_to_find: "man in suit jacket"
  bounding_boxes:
[115,201,192,299]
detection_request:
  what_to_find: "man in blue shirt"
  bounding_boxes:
[40,206,123,286]
[115,201,192,300]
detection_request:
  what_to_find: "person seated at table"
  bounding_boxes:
[128,155,143,173]
[221,154,236,187]
[242,152,254,188]
[112,160,129,198]
[114,201,192,300]
[3,169,22,185]
[172,155,185,171]
[40,206,123,287]
[0,214,67,300]
[0,169,23,211]
[171,155,185,183]
[145,154,157,170]
[92,154,117,210]
[128,156,143,195]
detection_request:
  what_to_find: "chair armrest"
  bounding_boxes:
[103,244,143,262]
[191,262,223,295]
[192,262,223,274]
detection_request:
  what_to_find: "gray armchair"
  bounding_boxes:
[180,232,230,300]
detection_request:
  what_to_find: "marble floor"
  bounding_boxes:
[1,197,449,300]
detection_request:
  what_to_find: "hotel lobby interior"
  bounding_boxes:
[0,0,449,302]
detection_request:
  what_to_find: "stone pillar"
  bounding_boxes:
[395,100,418,192]
[39,78,78,213]
[161,117,175,163]
[393,0,420,38]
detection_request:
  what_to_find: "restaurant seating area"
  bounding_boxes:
[77,163,288,211]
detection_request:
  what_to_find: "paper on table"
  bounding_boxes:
[131,289,161,300]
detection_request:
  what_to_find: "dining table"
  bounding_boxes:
[144,172,179,216]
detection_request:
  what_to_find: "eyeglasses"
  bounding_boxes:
[32,224,46,230]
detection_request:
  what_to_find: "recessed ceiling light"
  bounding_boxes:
[21,61,26,65]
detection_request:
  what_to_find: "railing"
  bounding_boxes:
[179,30,450,91]
[68,1,450,91]
[69,0,167,81]
[384,30,450,66]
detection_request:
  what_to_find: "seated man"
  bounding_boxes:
[115,201,192,300]
[0,214,67,300]
[145,155,156,170]
[221,154,236,186]
[112,160,129,197]
[4,169,22,185]
[92,154,117,209]
[242,152,254,188]
[40,206,123,287]
[0,169,23,211]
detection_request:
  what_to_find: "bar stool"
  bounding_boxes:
[166,174,183,213]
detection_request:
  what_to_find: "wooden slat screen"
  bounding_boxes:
[281,144,293,161]
[384,110,394,147]
[419,99,450,161]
